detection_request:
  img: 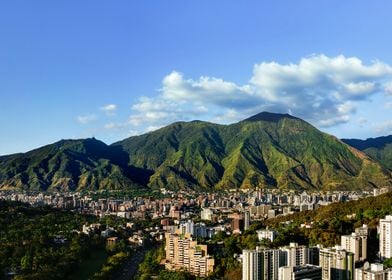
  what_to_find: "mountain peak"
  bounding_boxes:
[243,111,299,122]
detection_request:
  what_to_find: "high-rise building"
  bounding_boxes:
[201,208,213,221]
[355,263,392,280]
[319,246,354,280]
[244,211,251,231]
[250,204,272,219]
[242,244,320,280]
[279,264,322,280]
[230,213,244,233]
[341,231,367,262]
[279,243,320,267]
[164,232,214,277]
[379,215,392,259]
[243,249,263,280]
[242,247,282,280]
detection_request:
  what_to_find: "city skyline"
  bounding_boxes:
[1,1,392,155]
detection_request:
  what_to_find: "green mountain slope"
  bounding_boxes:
[342,135,392,170]
[112,112,391,191]
[1,113,390,191]
[0,138,144,191]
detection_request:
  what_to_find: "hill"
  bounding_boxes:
[112,112,391,191]
[0,138,145,191]
[342,135,392,170]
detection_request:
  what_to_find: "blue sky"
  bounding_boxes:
[1,1,392,155]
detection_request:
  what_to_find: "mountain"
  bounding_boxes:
[0,138,145,191]
[1,113,391,192]
[112,112,391,191]
[342,135,392,170]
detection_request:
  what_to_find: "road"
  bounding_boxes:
[114,249,148,280]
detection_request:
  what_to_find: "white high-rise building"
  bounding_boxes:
[355,263,392,280]
[280,243,307,267]
[279,243,319,267]
[341,231,367,262]
[379,215,392,259]
[242,247,282,280]
[201,208,213,221]
[319,246,354,280]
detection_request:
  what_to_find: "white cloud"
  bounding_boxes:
[385,82,392,95]
[100,104,117,115]
[77,114,97,124]
[121,54,392,134]
[161,71,256,109]
[127,130,139,137]
[104,122,128,130]
[358,117,368,125]
[374,120,392,135]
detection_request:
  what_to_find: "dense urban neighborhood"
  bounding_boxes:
[1,187,392,279]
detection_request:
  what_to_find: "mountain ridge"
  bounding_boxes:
[342,135,392,170]
[1,112,391,191]
[112,112,391,191]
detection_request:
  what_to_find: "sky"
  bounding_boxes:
[1,1,392,155]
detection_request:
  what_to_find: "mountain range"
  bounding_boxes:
[1,112,391,191]
[342,135,392,170]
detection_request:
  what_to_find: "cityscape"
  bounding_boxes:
[1,187,392,279]
[1,1,392,280]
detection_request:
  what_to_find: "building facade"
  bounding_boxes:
[380,215,392,259]
[355,263,392,280]
[242,247,282,280]
[279,264,322,280]
[164,232,214,277]
[319,246,354,280]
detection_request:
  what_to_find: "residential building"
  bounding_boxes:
[279,264,322,280]
[201,208,213,221]
[355,263,392,280]
[380,215,392,259]
[164,232,214,277]
[341,231,367,262]
[245,211,251,231]
[319,246,354,280]
[257,228,277,242]
[230,213,244,233]
[242,247,282,280]
[280,243,319,267]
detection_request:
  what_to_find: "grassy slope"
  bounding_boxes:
[0,138,144,191]
[113,113,391,191]
[342,135,392,170]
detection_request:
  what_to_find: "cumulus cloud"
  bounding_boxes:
[77,114,97,124]
[100,104,117,115]
[121,54,392,133]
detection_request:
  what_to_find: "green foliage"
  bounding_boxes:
[135,245,166,279]
[114,113,391,191]
[0,201,104,280]
[384,257,392,268]
[158,270,194,280]
[0,138,146,191]
[92,251,129,280]
[1,113,391,192]
[261,191,392,249]
[342,135,392,170]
